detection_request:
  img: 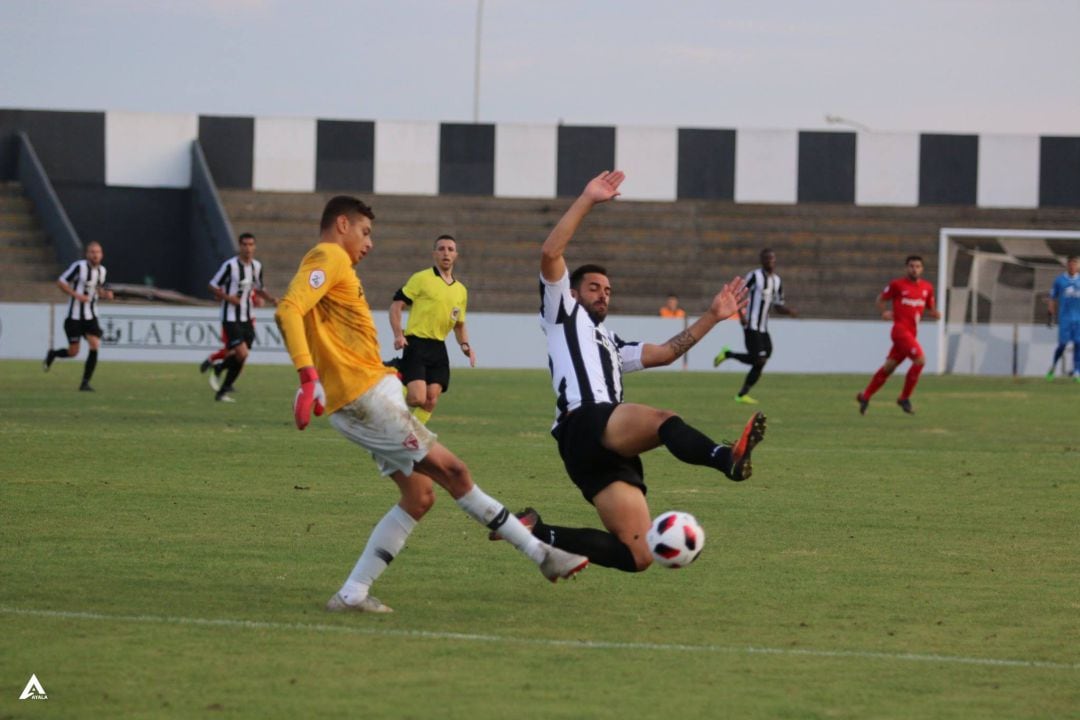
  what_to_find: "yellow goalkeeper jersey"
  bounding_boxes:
[398,267,468,341]
[275,242,394,414]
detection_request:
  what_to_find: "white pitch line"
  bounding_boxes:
[2,606,1076,671]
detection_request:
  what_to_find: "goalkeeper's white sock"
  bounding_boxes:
[456,486,546,564]
[339,505,416,604]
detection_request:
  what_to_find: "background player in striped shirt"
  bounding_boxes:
[712,249,798,404]
[204,233,276,402]
[388,234,476,424]
[491,171,765,574]
[857,255,941,414]
[275,196,587,613]
[43,241,114,391]
[1046,255,1080,381]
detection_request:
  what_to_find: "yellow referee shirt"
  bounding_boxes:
[275,242,393,414]
[398,267,469,341]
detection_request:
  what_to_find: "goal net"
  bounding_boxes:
[938,228,1080,376]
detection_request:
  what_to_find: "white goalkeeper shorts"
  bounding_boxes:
[330,375,437,476]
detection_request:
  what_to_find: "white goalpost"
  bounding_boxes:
[937,227,1080,376]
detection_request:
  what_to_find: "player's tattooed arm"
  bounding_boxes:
[664,328,699,359]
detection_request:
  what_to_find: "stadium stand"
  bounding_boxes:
[220,189,1080,319]
[0,182,57,302]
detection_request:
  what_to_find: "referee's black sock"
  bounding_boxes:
[658,416,733,475]
[52,348,70,359]
[531,519,639,572]
[82,350,98,383]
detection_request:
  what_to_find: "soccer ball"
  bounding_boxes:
[647,511,705,569]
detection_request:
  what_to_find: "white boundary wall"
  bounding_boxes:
[0,302,957,374]
[5,302,1067,376]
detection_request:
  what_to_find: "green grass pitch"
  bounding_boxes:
[1,360,1077,718]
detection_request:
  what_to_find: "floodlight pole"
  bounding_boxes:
[473,0,484,123]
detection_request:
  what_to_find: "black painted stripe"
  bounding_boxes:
[375,548,394,565]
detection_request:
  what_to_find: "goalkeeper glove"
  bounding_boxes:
[294,366,326,430]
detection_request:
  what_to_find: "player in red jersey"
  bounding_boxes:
[857,255,941,415]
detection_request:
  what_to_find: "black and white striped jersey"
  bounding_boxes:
[59,259,107,320]
[743,268,785,333]
[210,257,264,323]
[540,270,645,424]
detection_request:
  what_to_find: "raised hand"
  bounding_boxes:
[710,276,749,320]
[582,171,625,204]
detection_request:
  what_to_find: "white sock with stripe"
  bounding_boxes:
[339,504,416,604]
[456,486,546,564]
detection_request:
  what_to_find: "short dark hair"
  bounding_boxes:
[906,255,924,264]
[434,234,456,248]
[238,232,256,243]
[570,263,608,290]
[760,248,774,260]
[1068,254,1079,262]
[320,196,375,231]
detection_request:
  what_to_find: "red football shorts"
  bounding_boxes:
[888,327,923,363]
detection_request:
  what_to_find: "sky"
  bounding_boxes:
[2,0,1079,136]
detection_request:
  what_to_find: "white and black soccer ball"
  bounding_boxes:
[647,511,705,569]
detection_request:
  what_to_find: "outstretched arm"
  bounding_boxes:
[540,170,624,282]
[640,276,748,368]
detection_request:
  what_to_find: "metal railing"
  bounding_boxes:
[188,140,236,291]
[15,131,82,268]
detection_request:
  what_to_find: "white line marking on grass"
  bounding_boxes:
[2,606,1076,671]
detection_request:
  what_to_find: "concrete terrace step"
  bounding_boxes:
[0,279,59,302]
[217,188,1080,318]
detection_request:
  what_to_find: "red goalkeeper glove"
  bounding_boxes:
[294,367,326,430]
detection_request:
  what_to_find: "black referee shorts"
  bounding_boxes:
[223,321,255,350]
[551,402,647,504]
[401,336,451,391]
[743,328,773,361]
[64,318,102,343]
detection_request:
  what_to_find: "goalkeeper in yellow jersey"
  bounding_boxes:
[275,196,587,613]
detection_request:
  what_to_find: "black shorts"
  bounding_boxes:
[64,318,102,343]
[223,321,255,350]
[552,403,647,504]
[743,328,773,361]
[401,336,450,391]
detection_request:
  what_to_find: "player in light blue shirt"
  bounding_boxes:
[1047,255,1080,381]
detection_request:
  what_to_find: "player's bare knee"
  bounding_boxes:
[67,342,80,355]
[628,542,653,571]
[654,408,677,424]
[402,488,436,518]
[440,458,472,496]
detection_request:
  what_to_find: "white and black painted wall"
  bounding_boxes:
[3,107,1079,208]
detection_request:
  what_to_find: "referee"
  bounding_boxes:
[389,234,476,424]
